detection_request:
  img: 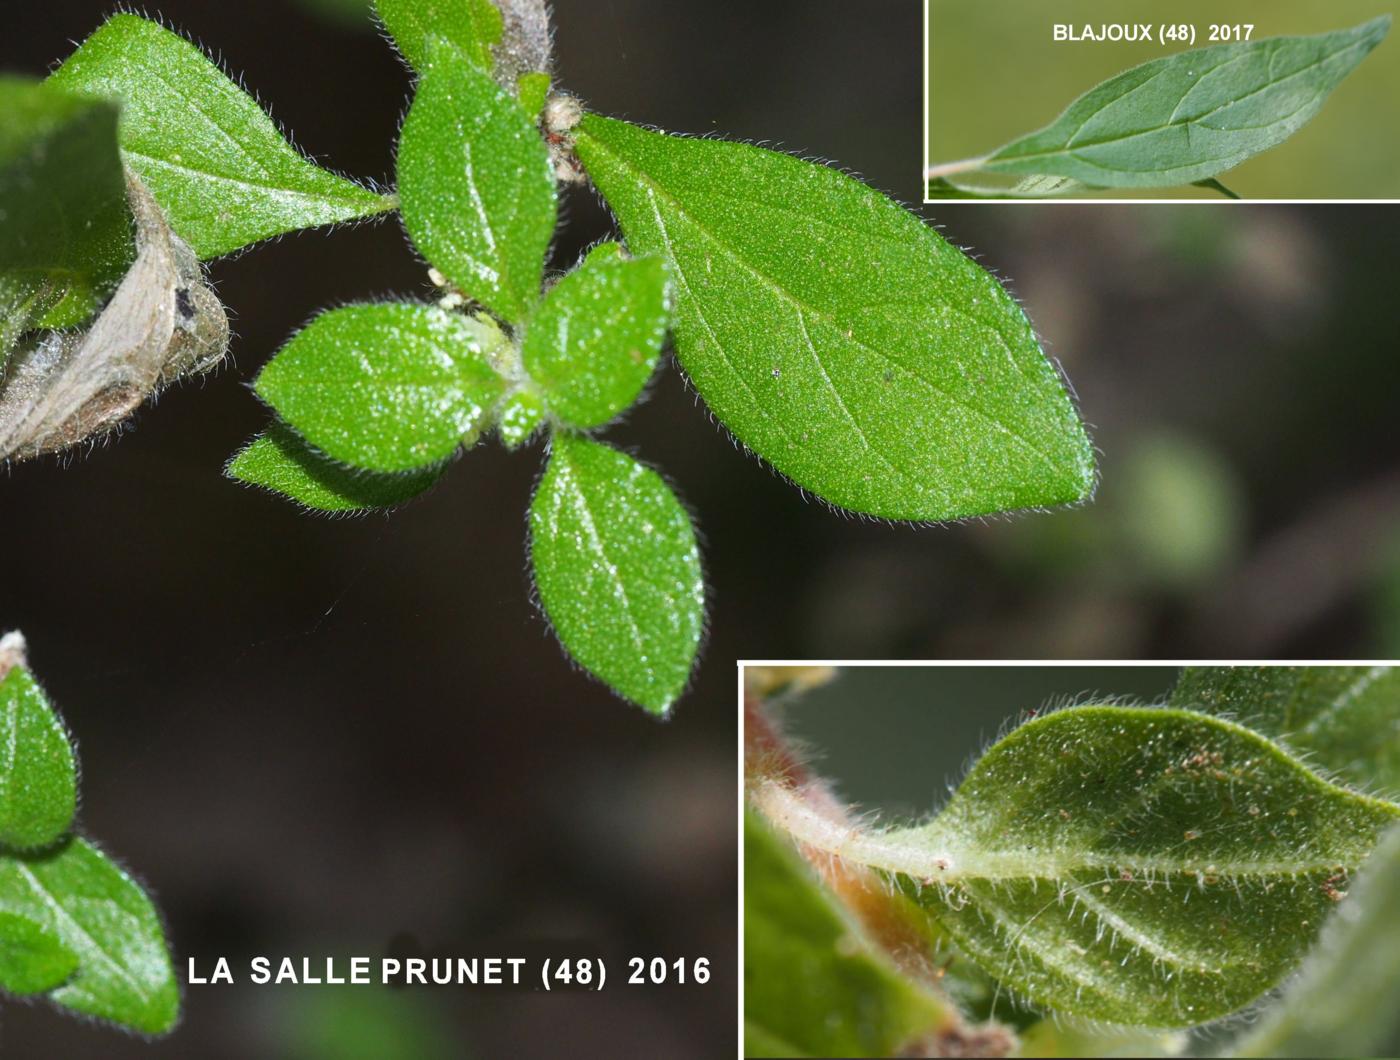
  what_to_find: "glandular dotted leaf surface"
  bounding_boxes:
[575,115,1094,521]
[529,433,702,714]
[522,242,669,429]
[0,838,179,1034]
[49,14,393,260]
[0,664,77,851]
[982,18,1391,188]
[768,706,1400,1027]
[397,38,557,323]
[254,303,505,474]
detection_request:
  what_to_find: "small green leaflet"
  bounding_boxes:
[0,911,79,996]
[397,39,557,323]
[523,243,669,429]
[744,812,950,1058]
[49,14,393,260]
[0,77,132,329]
[1230,823,1400,1058]
[227,422,444,513]
[529,433,702,714]
[975,18,1390,189]
[574,115,1094,521]
[0,838,179,1034]
[254,303,506,473]
[1171,665,1400,794]
[763,705,1400,1026]
[376,0,503,74]
[0,664,77,851]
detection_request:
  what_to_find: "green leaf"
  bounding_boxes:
[0,911,79,995]
[517,72,551,120]
[0,837,179,1034]
[761,705,1400,1026]
[0,77,132,326]
[1230,823,1400,1058]
[227,422,444,513]
[0,274,63,365]
[1171,665,1400,794]
[49,14,393,260]
[253,303,506,473]
[744,811,950,1058]
[496,388,544,449]
[976,18,1390,189]
[574,115,1094,521]
[376,0,503,74]
[529,433,702,714]
[397,39,557,323]
[523,243,669,428]
[0,662,77,851]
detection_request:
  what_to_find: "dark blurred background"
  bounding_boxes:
[2,0,1399,1056]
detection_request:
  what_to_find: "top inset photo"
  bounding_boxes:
[924,0,1397,200]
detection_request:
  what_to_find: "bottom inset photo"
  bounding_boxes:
[741,664,1400,1059]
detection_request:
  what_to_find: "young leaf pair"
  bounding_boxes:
[0,635,178,1035]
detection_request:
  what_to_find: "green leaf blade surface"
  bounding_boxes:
[49,14,393,259]
[574,115,1094,521]
[981,18,1390,188]
[744,812,950,1058]
[523,242,669,428]
[0,911,79,995]
[0,665,77,851]
[1171,665,1400,794]
[397,40,557,323]
[529,433,702,714]
[227,422,444,513]
[777,706,1400,1027]
[0,838,179,1034]
[376,0,503,74]
[253,303,505,473]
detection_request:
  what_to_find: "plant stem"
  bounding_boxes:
[923,155,991,181]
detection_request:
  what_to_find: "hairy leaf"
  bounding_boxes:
[0,911,79,995]
[0,77,131,327]
[574,115,1094,521]
[254,303,505,473]
[0,837,179,1034]
[50,14,393,259]
[978,18,1390,188]
[529,433,702,714]
[398,39,557,323]
[760,706,1400,1026]
[523,243,669,428]
[1171,665,1400,793]
[1230,823,1400,1058]
[0,275,62,372]
[376,0,502,74]
[744,812,950,1058]
[0,660,77,851]
[227,422,444,513]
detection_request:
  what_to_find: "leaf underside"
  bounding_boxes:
[575,114,1094,521]
[49,14,392,259]
[981,17,1390,188]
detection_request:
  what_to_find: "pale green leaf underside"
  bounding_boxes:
[765,706,1400,1026]
[0,838,179,1034]
[0,910,79,995]
[575,115,1094,521]
[227,422,443,513]
[375,0,503,74]
[1171,665,1400,795]
[0,77,132,328]
[529,433,702,714]
[49,14,393,260]
[254,303,505,473]
[522,242,669,429]
[398,39,557,323]
[981,17,1390,188]
[744,812,949,1058]
[0,666,77,851]
[1230,823,1400,1058]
